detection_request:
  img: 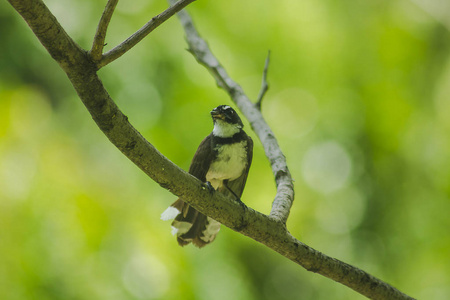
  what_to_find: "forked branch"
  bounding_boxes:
[97,0,196,68]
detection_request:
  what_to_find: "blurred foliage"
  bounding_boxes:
[1,0,450,299]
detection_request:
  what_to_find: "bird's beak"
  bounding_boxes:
[211,110,225,120]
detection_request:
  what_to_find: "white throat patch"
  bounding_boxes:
[212,119,242,137]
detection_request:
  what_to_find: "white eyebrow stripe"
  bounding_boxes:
[223,105,231,110]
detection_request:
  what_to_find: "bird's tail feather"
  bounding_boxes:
[161,199,221,248]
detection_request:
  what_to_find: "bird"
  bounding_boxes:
[161,105,253,247]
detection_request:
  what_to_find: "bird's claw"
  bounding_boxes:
[204,181,215,194]
[236,198,247,212]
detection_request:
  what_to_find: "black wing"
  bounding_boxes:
[188,133,215,181]
[170,133,217,247]
[224,134,253,199]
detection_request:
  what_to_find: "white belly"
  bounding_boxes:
[206,141,248,189]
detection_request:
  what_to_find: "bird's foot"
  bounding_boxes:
[236,197,247,213]
[234,198,248,232]
[204,181,215,194]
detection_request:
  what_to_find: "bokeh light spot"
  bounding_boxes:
[301,141,352,194]
[122,253,169,299]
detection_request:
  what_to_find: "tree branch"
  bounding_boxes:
[90,0,119,61]
[97,0,196,68]
[7,0,415,299]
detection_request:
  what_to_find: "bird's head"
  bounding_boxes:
[211,105,244,137]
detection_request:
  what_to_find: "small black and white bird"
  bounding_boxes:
[161,105,253,247]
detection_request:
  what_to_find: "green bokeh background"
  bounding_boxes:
[1,0,450,299]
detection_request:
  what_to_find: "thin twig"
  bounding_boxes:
[255,50,270,111]
[90,0,119,62]
[98,0,196,68]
